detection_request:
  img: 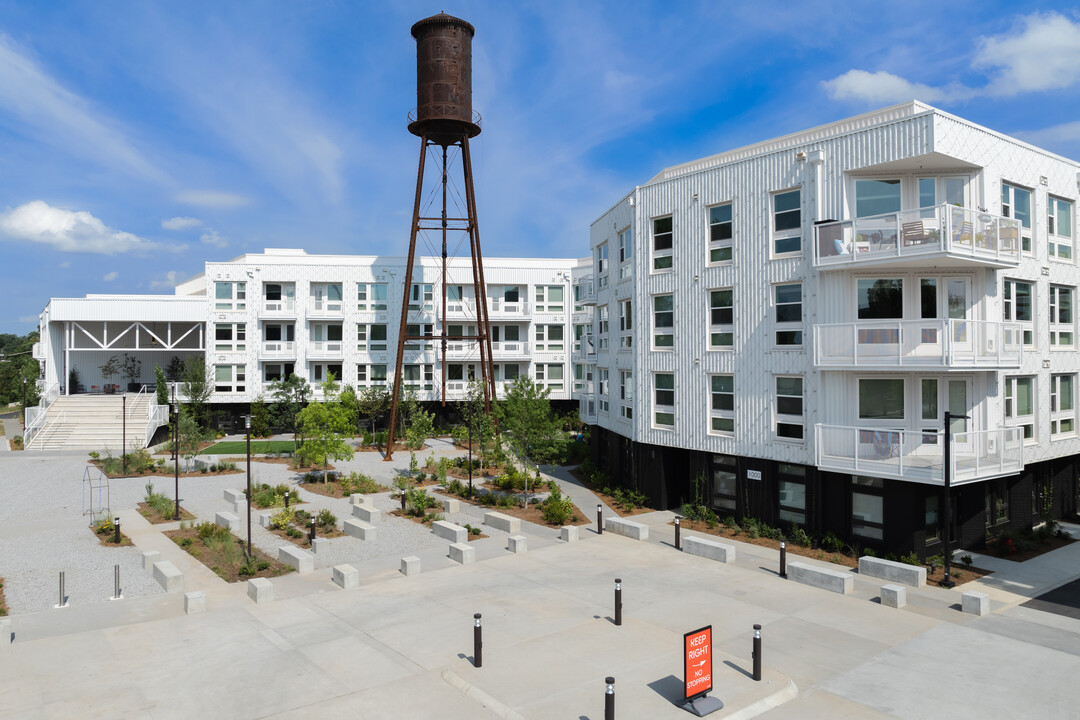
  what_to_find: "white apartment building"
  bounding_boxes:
[580,101,1080,556]
[31,250,584,444]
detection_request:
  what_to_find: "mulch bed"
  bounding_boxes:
[164,528,293,583]
[91,460,241,479]
[980,534,1076,562]
[266,523,346,547]
[676,519,993,587]
[389,509,488,540]
[568,468,655,517]
[92,527,134,547]
[431,490,593,528]
[299,479,391,499]
[0,577,8,617]
[137,501,195,524]
[220,457,336,472]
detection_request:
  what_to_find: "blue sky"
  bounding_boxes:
[1,1,1078,333]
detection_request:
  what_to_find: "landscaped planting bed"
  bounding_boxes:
[0,577,8,616]
[138,482,195,523]
[297,470,390,499]
[265,507,345,546]
[245,482,306,510]
[570,461,655,517]
[199,440,297,455]
[434,478,592,527]
[165,522,292,582]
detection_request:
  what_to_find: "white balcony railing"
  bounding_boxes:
[261,341,296,356]
[308,341,343,356]
[816,424,1023,485]
[814,319,1022,369]
[815,204,1021,268]
[488,298,528,315]
[574,275,597,305]
[262,298,295,314]
[579,394,597,424]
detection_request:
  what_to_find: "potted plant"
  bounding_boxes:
[122,353,143,393]
[100,355,121,393]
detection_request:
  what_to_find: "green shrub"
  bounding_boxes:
[900,551,919,566]
[822,532,843,553]
[341,471,381,495]
[540,484,574,525]
[286,527,303,538]
[269,509,295,531]
[316,509,337,529]
[89,451,100,460]
[789,526,812,548]
[405,488,436,516]
[961,554,973,566]
[862,547,877,558]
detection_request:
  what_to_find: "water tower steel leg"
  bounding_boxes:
[440,143,448,407]
[461,136,497,411]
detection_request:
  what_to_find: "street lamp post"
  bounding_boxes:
[467,420,473,498]
[22,377,26,427]
[941,411,969,589]
[122,392,127,475]
[245,413,252,557]
[172,385,180,521]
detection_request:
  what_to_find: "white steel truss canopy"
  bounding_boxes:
[68,321,205,351]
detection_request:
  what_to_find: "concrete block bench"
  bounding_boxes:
[880,584,906,608]
[184,591,206,615]
[141,550,160,571]
[223,488,245,505]
[311,538,330,554]
[152,561,184,593]
[400,556,420,576]
[683,536,736,563]
[442,498,460,514]
[0,617,11,647]
[215,511,240,533]
[278,545,315,573]
[449,542,475,565]
[352,504,381,523]
[604,517,649,541]
[508,535,527,553]
[484,512,521,534]
[560,526,579,542]
[962,591,990,616]
[788,561,853,594]
[433,520,467,544]
[247,578,273,604]
[859,556,926,587]
[333,564,360,589]
[258,511,273,528]
[350,494,374,507]
[344,519,377,541]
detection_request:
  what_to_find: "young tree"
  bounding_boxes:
[337,384,361,435]
[295,374,354,481]
[121,353,142,391]
[496,375,567,471]
[177,410,203,470]
[99,354,121,390]
[250,395,272,437]
[456,378,495,474]
[181,357,212,428]
[154,365,169,406]
[357,385,391,440]
[270,373,310,452]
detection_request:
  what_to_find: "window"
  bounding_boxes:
[598,367,609,413]
[619,300,632,348]
[501,364,520,381]
[598,305,609,351]
[1049,196,1074,260]
[778,464,807,526]
[654,373,674,428]
[619,370,632,419]
[772,189,801,255]
[859,378,905,419]
[653,294,673,349]
[774,283,802,346]
[214,364,246,393]
[357,324,387,352]
[215,281,246,310]
[652,216,673,271]
[535,363,564,391]
[775,376,803,440]
[709,289,733,349]
[262,362,294,383]
[921,379,939,444]
[857,278,903,319]
[1005,375,1035,440]
[573,363,590,393]
[1051,374,1076,437]
[534,285,565,313]
[710,455,737,511]
[310,323,343,352]
[1050,285,1074,347]
[357,283,388,311]
[1001,182,1032,254]
[925,494,940,542]
[309,363,342,384]
[408,283,433,312]
[985,479,1009,527]
[855,179,901,218]
[405,324,434,351]
[618,228,633,279]
[263,323,294,351]
[534,324,564,351]
[356,364,387,386]
[918,177,965,213]
[708,203,732,264]
[596,243,609,288]
[263,282,294,311]
[852,476,884,540]
[1004,279,1034,346]
[709,374,734,435]
[310,283,342,313]
[214,323,246,352]
[403,364,432,390]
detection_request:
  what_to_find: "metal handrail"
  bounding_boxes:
[28,410,66,450]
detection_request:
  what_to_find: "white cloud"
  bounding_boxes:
[176,190,251,209]
[149,270,186,290]
[1016,119,1080,146]
[975,12,1080,96]
[822,69,951,105]
[161,216,201,230]
[18,314,37,323]
[103,271,119,282]
[0,35,166,183]
[200,229,228,248]
[0,200,180,255]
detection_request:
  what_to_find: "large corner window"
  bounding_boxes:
[1048,196,1074,261]
[1050,285,1074,348]
[652,216,673,271]
[1001,182,1032,254]
[1004,375,1036,441]
[772,189,801,255]
[1004,279,1034,346]
[708,202,732,264]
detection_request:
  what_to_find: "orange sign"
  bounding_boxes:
[684,625,712,701]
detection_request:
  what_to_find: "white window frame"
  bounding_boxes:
[596,242,609,288]
[1048,196,1074,261]
[773,282,803,347]
[262,362,294,383]
[263,282,294,312]
[598,367,610,413]
[775,375,804,442]
[215,281,246,310]
[534,285,565,313]
[1004,375,1036,442]
[1051,373,1076,438]
[1001,182,1033,255]
[598,305,609,351]
[403,363,433,391]
[709,374,734,436]
[405,323,434,352]
[772,189,802,257]
[356,323,388,352]
[619,370,633,420]
[356,364,388,387]
[357,283,388,311]
[535,362,564,392]
[408,283,434,313]
[619,299,633,348]
[653,372,674,429]
[653,294,674,350]
[214,364,246,393]
[708,202,732,265]
[618,227,633,279]
[652,215,673,272]
[709,288,733,349]
[534,324,565,352]
[1004,279,1035,347]
[1050,285,1074,348]
[214,322,246,352]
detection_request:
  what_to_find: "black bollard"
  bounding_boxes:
[605,676,615,720]
[675,516,681,550]
[401,488,407,510]
[779,541,787,578]
[753,624,762,681]
[284,491,290,510]
[597,503,603,534]
[114,516,121,545]
[614,578,622,626]
[309,517,316,542]
[473,613,483,668]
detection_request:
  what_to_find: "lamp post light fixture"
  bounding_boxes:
[467,419,473,497]
[172,385,180,521]
[22,377,26,427]
[941,411,970,589]
[122,392,127,475]
[245,413,252,557]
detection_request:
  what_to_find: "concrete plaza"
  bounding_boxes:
[2,445,1080,719]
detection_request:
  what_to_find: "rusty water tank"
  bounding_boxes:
[408,12,481,144]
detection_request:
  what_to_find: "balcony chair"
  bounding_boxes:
[953,220,974,247]
[901,221,934,247]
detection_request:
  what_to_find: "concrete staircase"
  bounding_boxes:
[26,394,163,452]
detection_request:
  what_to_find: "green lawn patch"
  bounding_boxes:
[199,440,297,455]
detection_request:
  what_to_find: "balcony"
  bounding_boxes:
[815,204,1021,270]
[814,320,1022,370]
[259,298,296,318]
[487,298,528,316]
[308,340,344,358]
[572,337,595,362]
[443,299,477,318]
[578,393,597,424]
[574,275,597,306]
[260,341,296,358]
[815,424,1023,485]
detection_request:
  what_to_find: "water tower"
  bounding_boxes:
[386,13,496,459]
